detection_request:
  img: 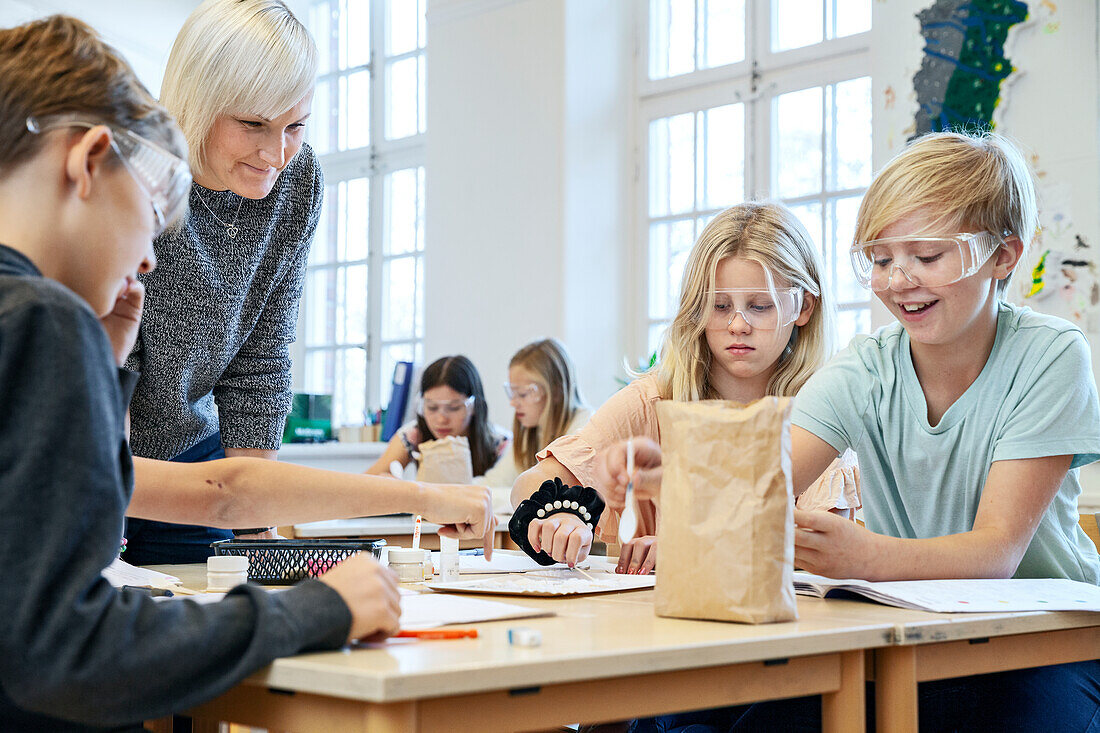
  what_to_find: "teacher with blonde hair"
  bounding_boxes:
[125,0,323,564]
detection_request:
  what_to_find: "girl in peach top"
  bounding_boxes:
[510,202,860,571]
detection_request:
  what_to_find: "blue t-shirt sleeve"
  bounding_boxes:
[791,342,874,454]
[992,329,1100,469]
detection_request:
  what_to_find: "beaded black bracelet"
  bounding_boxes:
[509,477,606,566]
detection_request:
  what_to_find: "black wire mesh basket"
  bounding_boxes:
[210,538,387,585]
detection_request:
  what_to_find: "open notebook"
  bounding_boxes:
[793,571,1100,613]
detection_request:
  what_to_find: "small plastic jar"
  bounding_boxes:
[387,547,430,583]
[207,555,249,592]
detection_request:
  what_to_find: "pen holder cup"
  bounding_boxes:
[210,539,387,585]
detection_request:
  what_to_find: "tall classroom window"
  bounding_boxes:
[300,0,426,429]
[642,0,872,358]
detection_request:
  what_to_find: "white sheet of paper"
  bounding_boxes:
[399,592,551,629]
[102,558,181,589]
[793,571,1100,613]
[426,569,656,597]
[429,549,587,574]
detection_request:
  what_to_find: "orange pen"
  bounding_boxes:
[394,628,478,640]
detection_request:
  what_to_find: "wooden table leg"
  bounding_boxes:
[876,646,918,733]
[822,649,865,733]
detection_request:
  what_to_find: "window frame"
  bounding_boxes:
[294,0,427,427]
[634,1,872,360]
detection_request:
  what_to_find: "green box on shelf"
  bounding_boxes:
[282,393,333,443]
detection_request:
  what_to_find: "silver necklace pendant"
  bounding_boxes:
[226,225,239,238]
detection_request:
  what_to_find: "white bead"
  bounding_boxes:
[579,506,587,514]
[570,501,579,510]
[583,513,591,521]
[553,500,563,509]
[536,508,545,517]
[544,503,553,512]
[586,523,593,530]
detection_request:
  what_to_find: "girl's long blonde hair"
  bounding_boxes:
[509,339,588,470]
[653,202,835,402]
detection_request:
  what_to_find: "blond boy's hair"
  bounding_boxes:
[509,339,589,471]
[160,0,317,179]
[855,131,1039,295]
[653,202,835,402]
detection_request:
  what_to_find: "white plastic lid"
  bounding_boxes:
[388,547,429,563]
[208,555,248,572]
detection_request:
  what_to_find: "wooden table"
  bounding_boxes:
[869,606,1100,732]
[161,564,888,732]
[293,515,520,551]
[153,563,1100,733]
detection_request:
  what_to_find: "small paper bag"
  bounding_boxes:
[654,397,797,624]
[416,436,474,484]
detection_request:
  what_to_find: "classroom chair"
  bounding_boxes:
[1081,512,1100,552]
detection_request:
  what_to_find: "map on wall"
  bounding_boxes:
[912,0,1029,135]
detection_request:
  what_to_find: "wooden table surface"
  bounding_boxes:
[152,563,1100,733]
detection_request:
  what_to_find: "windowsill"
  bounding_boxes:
[278,441,389,460]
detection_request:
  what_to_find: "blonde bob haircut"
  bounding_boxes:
[854,130,1039,296]
[509,339,589,471]
[653,202,835,402]
[160,0,317,178]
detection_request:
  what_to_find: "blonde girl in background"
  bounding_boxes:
[510,202,859,571]
[476,339,592,510]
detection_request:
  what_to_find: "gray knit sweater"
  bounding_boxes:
[126,144,323,460]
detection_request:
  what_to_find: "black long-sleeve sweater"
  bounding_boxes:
[0,244,351,730]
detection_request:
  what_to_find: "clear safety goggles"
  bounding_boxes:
[503,382,542,401]
[416,394,475,417]
[27,116,191,234]
[850,232,1004,292]
[698,288,804,330]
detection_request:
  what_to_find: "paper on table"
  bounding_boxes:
[430,549,589,574]
[793,571,1100,613]
[400,592,551,629]
[103,558,182,589]
[426,569,655,597]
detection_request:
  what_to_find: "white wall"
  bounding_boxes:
[424,0,634,424]
[0,0,199,96]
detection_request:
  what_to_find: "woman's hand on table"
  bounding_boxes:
[317,553,401,643]
[616,535,657,575]
[421,483,496,559]
[601,436,664,509]
[528,512,592,568]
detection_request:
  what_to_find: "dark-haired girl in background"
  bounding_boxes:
[367,355,510,479]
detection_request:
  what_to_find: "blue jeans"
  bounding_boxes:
[124,432,234,565]
[632,660,1100,732]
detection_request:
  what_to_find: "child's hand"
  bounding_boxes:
[616,535,657,574]
[601,436,664,509]
[793,508,876,579]
[423,483,496,559]
[99,277,143,367]
[528,512,591,567]
[317,553,401,643]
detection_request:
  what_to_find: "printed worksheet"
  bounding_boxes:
[426,569,656,597]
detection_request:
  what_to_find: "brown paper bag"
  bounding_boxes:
[416,436,474,484]
[654,397,797,624]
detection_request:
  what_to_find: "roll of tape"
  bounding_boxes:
[507,627,542,647]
